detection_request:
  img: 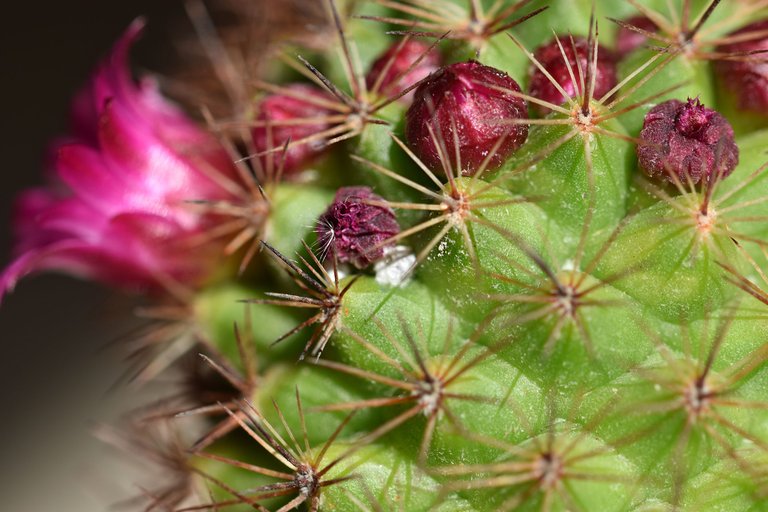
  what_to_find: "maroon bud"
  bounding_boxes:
[528,36,618,116]
[615,16,657,57]
[252,84,333,175]
[714,19,768,114]
[637,98,739,184]
[316,187,400,269]
[405,61,528,176]
[365,39,442,101]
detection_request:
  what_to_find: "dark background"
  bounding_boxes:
[0,1,193,509]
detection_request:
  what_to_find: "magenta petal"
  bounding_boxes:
[0,213,212,304]
[135,77,213,142]
[105,212,183,249]
[13,189,60,235]
[32,199,104,242]
[97,100,214,207]
[0,240,152,304]
[104,212,216,283]
[12,194,96,256]
[0,248,61,302]
[56,144,126,213]
[97,100,172,185]
[69,18,146,141]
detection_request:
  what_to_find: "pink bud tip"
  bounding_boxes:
[365,39,442,102]
[714,19,768,114]
[615,16,656,57]
[637,98,739,184]
[675,97,711,137]
[405,60,528,176]
[316,187,400,269]
[528,36,617,115]
[251,84,334,175]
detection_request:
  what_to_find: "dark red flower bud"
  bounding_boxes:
[528,36,617,115]
[405,60,528,176]
[615,16,656,57]
[637,98,739,184]
[365,39,442,101]
[714,19,768,114]
[316,187,400,269]
[252,84,333,175]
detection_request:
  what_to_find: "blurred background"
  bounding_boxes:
[0,1,192,510]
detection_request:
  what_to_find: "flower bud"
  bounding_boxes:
[316,187,400,269]
[637,98,739,184]
[365,39,441,101]
[405,60,528,176]
[252,84,333,174]
[615,16,656,57]
[528,36,617,115]
[714,19,768,114]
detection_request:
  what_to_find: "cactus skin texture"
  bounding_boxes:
[5,1,768,511]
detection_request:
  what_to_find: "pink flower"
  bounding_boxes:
[1,20,238,301]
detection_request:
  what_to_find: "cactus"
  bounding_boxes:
[3,0,768,511]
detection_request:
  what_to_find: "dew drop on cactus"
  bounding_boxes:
[527,35,617,115]
[251,83,334,174]
[714,19,768,114]
[316,186,400,269]
[365,38,442,101]
[637,97,739,184]
[405,60,528,176]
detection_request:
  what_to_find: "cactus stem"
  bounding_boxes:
[14,1,768,509]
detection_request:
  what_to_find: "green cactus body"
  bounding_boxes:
[500,112,632,244]
[184,1,768,509]
[22,0,768,510]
